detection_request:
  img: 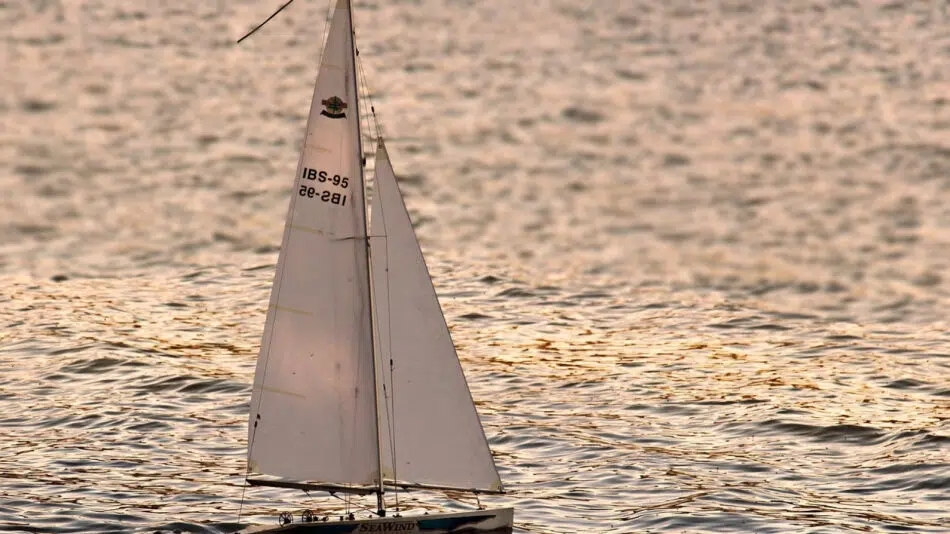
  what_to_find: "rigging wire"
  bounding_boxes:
[354,39,402,513]
[355,47,384,143]
[330,491,378,518]
[234,0,334,524]
[237,480,249,523]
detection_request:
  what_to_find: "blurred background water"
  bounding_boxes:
[2,0,949,532]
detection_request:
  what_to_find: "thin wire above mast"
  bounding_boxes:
[236,0,296,44]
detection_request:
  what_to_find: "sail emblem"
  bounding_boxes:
[320,96,348,119]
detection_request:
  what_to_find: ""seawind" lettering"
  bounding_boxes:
[357,522,416,532]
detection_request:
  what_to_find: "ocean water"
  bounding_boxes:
[2,0,949,532]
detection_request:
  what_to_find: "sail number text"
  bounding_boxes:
[299,167,348,207]
[302,167,349,188]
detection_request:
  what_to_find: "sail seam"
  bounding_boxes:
[272,305,312,316]
[261,386,306,399]
[287,224,325,235]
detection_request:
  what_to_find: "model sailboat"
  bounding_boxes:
[241,0,512,531]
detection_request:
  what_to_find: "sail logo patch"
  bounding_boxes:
[320,96,348,119]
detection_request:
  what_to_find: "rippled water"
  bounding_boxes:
[2,0,949,532]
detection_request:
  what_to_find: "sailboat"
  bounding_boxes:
[238,0,513,532]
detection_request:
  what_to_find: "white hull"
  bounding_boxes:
[241,507,514,534]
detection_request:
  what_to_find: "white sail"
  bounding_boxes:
[370,141,503,493]
[247,0,379,488]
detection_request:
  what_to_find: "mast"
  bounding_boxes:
[345,0,386,516]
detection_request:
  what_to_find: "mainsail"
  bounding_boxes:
[370,141,503,493]
[247,0,502,497]
[247,0,378,489]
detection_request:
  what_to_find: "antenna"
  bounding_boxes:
[236,0,296,44]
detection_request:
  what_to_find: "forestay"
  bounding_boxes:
[247,0,378,488]
[369,141,503,493]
